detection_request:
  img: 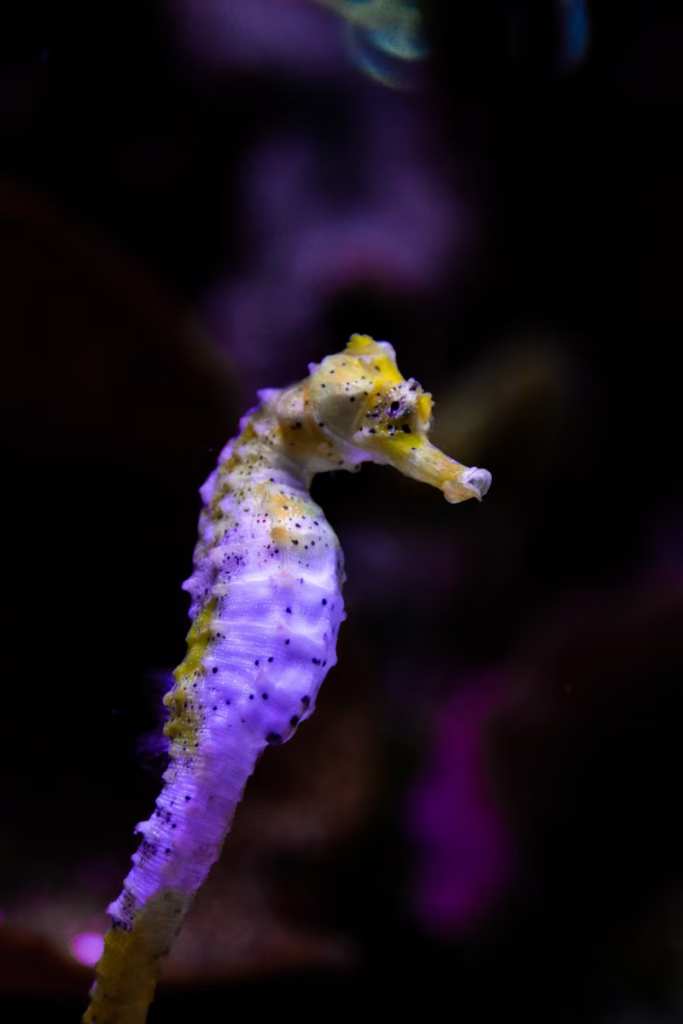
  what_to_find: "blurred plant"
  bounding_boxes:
[307,0,429,89]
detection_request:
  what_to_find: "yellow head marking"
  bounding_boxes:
[307,335,491,502]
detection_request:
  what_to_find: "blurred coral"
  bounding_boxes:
[201,93,473,398]
[406,670,515,935]
[169,0,476,398]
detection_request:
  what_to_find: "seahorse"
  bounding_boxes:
[83,333,491,1023]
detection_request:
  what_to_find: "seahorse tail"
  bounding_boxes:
[83,888,188,1024]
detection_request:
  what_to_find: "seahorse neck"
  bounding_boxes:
[224,408,318,495]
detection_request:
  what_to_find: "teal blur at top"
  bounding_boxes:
[309,0,591,89]
[312,0,429,89]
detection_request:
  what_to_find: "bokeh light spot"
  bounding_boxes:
[70,931,105,966]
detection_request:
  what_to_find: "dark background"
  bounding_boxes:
[1,2,682,1021]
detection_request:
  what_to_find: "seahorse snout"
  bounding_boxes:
[441,466,492,503]
[460,467,492,500]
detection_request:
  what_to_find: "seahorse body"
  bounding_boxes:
[84,334,491,1023]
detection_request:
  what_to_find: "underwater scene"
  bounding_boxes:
[0,1,681,1021]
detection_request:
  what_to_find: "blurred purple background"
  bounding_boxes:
[1,2,682,1022]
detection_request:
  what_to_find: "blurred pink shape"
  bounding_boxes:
[406,673,515,936]
[204,110,473,391]
[169,0,347,74]
[69,931,105,967]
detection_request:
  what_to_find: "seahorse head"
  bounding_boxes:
[307,334,491,503]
